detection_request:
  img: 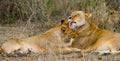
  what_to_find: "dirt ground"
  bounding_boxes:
[0,24,120,61]
[0,53,120,61]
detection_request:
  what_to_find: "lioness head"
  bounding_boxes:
[60,19,77,43]
[60,19,71,34]
[68,11,92,29]
[60,19,78,36]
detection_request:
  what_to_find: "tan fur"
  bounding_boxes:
[105,10,120,31]
[67,11,120,55]
[1,19,80,54]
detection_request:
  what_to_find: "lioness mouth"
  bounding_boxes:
[68,21,76,29]
[69,22,72,28]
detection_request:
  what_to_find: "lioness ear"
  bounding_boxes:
[61,27,66,33]
[85,13,92,18]
[61,19,66,24]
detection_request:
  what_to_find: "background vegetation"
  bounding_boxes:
[0,0,120,61]
[0,0,120,32]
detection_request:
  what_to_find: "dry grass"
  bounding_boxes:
[0,0,120,31]
[0,0,120,61]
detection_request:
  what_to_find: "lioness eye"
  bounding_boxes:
[68,16,71,19]
[73,36,75,38]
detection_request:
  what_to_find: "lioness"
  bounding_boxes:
[67,11,120,55]
[1,19,80,55]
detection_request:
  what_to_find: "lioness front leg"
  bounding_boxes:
[66,38,74,47]
[55,47,81,54]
